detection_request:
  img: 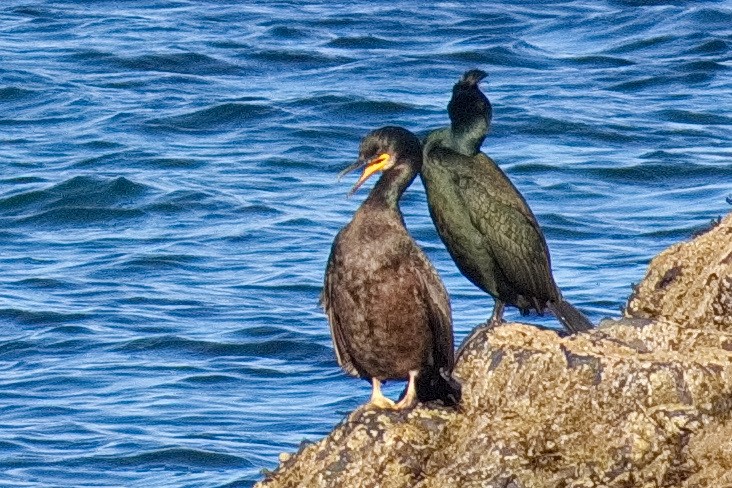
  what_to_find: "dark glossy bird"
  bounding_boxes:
[321,126,460,410]
[421,69,593,334]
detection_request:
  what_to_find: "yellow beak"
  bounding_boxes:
[340,153,390,195]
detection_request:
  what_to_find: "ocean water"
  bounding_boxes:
[1,1,730,486]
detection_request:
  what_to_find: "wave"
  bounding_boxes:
[688,39,729,55]
[114,334,331,361]
[0,308,91,326]
[326,35,396,49]
[13,206,144,226]
[588,162,731,184]
[655,109,732,126]
[250,48,351,66]
[517,115,636,143]
[12,277,70,289]
[0,176,151,213]
[0,86,38,102]
[142,189,219,214]
[146,102,286,133]
[0,176,155,227]
[564,55,635,68]
[68,447,252,469]
[115,52,242,76]
[428,44,552,70]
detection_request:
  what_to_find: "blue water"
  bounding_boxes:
[1,1,730,486]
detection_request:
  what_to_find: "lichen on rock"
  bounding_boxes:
[625,212,732,330]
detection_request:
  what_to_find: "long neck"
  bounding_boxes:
[363,163,418,210]
[425,125,484,158]
[450,116,487,156]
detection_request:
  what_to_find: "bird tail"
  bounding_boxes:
[414,367,462,406]
[547,299,594,334]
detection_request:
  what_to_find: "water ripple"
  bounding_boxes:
[146,103,287,133]
[1,1,730,486]
[67,448,252,469]
[115,334,330,361]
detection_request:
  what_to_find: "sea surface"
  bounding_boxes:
[1,1,730,486]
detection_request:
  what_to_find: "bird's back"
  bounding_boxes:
[421,144,561,313]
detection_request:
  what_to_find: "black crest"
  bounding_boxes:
[447,69,491,132]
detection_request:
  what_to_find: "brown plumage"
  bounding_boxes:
[321,126,460,409]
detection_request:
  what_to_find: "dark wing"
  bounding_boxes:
[408,243,461,404]
[411,245,454,372]
[433,148,558,303]
[320,231,358,376]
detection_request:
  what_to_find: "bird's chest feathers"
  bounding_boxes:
[339,221,417,290]
[340,232,412,281]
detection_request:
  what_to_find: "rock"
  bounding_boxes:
[257,212,732,488]
[625,212,732,330]
[261,407,458,487]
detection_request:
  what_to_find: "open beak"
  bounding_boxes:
[339,153,390,196]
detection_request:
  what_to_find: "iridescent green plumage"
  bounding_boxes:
[421,70,593,333]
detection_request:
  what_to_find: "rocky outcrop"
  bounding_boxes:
[625,214,732,330]
[257,212,732,488]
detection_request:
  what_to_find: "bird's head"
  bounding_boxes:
[339,126,422,195]
[448,69,491,132]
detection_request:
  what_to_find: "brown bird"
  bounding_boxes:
[321,126,460,410]
[421,69,593,333]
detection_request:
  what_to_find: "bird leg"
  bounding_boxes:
[367,378,396,409]
[395,370,418,410]
[487,300,505,327]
